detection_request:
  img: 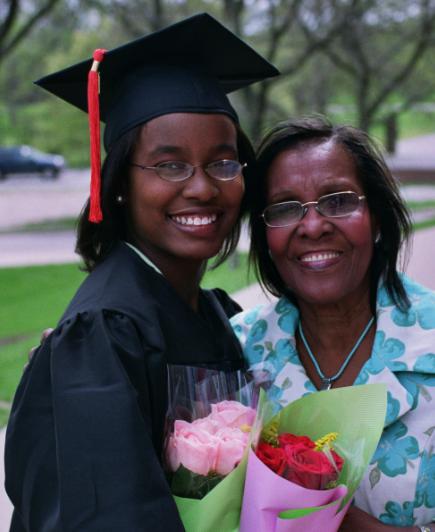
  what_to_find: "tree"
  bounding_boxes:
[81,0,352,139]
[0,0,62,65]
[220,0,353,139]
[316,0,435,132]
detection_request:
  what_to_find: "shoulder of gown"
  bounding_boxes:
[5,307,185,531]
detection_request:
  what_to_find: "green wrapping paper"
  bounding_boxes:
[174,383,387,531]
[174,452,247,532]
[269,383,388,508]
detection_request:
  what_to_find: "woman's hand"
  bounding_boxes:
[339,506,418,531]
[24,328,54,371]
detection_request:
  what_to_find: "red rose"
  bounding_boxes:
[282,442,343,489]
[256,442,286,476]
[278,433,315,449]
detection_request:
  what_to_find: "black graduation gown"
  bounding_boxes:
[5,243,244,532]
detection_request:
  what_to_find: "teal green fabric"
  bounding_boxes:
[231,275,435,527]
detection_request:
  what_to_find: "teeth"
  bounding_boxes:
[172,214,217,226]
[300,252,340,263]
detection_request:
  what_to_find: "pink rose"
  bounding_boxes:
[192,417,220,434]
[209,401,256,429]
[214,427,249,475]
[167,420,218,476]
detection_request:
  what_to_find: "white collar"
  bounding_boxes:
[124,242,163,276]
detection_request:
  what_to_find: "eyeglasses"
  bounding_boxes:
[262,191,366,228]
[130,159,246,182]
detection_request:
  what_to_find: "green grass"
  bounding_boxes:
[0,253,253,427]
[0,263,87,339]
[0,409,10,427]
[0,254,251,340]
[0,335,38,403]
[407,200,435,210]
[414,218,435,231]
[202,253,255,293]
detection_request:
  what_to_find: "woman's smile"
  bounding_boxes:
[170,213,218,227]
[297,249,343,270]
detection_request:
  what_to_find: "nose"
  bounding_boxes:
[295,203,333,239]
[182,166,219,201]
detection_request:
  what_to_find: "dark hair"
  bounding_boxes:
[76,120,255,272]
[248,115,412,311]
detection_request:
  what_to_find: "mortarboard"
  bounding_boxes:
[35,13,279,222]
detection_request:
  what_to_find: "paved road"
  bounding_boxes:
[0,169,88,231]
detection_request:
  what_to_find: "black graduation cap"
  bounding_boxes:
[35,13,279,222]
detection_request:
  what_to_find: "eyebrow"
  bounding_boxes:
[148,145,183,157]
[268,179,359,203]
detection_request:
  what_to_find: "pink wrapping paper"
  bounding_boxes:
[240,449,349,532]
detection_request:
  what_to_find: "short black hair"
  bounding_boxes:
[76,122,255,272]
[247,115,412,311]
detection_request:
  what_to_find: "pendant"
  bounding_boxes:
[320,378,332,391]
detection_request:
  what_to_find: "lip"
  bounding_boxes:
[297,249,343,270]
[168,208,223,235]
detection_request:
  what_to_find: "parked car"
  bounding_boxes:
[0,145,66,180]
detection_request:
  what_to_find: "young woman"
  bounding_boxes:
[4,14,278,531]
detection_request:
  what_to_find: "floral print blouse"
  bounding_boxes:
[230,276,435,527]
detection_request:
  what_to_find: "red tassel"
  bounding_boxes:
[87,48,106,223]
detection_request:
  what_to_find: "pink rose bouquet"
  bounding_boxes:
[163,366,258,502]
[166,400,255,498]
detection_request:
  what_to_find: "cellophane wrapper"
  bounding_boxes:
[163,365,258,500]
[240,384,388,532]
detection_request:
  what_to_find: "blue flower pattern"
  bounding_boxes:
[415,448,435,509]
[230,274,435,525]
[372,421,419,476]
[380,501,416,526]
[355,331,407,384]
[385,391,401,426]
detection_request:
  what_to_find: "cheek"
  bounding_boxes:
[344,211,375,248]
[266,227,292,257]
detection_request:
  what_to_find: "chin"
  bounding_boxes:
[178,243,224,262]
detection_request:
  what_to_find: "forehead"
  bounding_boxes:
[266,139,361,197]
[137,112,237,147]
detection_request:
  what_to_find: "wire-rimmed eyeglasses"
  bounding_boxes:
[262,191,366,228]
[130,159,246,182]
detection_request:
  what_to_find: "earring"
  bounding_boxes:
[116,195,124,204]
[374,232,381,244]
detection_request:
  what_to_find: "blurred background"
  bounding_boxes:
[1,0,435,528]
[1,0,435,159]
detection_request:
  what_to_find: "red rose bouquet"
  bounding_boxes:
[240,385,388,532]
[256,431,344,490]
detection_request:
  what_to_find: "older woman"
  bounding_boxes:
[231,116,435,531]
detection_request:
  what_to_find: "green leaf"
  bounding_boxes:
[369,466,381,489]
[281,377,292,390]
[169,466,225,499]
